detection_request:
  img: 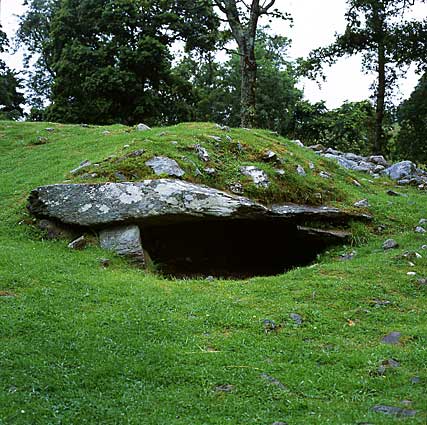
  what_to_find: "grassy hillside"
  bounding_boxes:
[0,120,426,424]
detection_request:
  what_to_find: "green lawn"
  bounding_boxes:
[0,121,426,424]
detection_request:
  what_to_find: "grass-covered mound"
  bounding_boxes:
[0,120,426,424]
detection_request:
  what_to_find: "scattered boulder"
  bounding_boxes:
[70,160,92,175]
[136,123,151,131]
[415,226,426,233]
[381,331,401,344]
[263,150,278,162]
[383,239,399,250]
[372,405,417,417]
[99,224,145,265]
[354,199,369,208]
[324,154,358,170]
[240,166,270,188]
[290,313,303,325]
[383,161,417,181]
[145,157,185,177]
[68,235,87,250]
[319,171,331,179]
[195,144,210,162]
[296,165,306,177]
[368,155,388,167]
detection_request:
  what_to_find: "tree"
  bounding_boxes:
[0,27,25,120]
[305,0,427,154]
[175,28,302,135]
[212,0,290,128]
[397,73,427,163]
[17,0,220,124]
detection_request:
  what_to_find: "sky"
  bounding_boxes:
[1,0,426,109]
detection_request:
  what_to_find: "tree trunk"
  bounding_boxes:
[374,44,386,154]
[239,38,257,128]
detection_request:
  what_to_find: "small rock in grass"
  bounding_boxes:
[309,162,315,170]
[114,172,127,182]
[340,251,356,261]
[229,182,244,195]
[145,156,185,177]
[415,226,426,233]
[354,199,369,208]
[70,160,92,175]
[68,236,86,250]
[170,141,178,145]
[99,258,111,268]
[290,313,303,325]
[381,331,401,344]
[214,384,234,393]
[291,139,304,147]
[136,123,151,131]
[260,373,287,390]
[215,124,230,132]
[240,166,270,188]
[272,422,288,425]
[372,299,391,307]
[208,135,222,142]
[417,278,427,286]
[275,169,285,176]
[204,167,216,176]
[407,271,417,276]
[102,130,111,135]
[205,276,214,282]
[263,150,278,162]
[419,218,427,225]
[372,405,417,417]
[34,136,48,145]
[386,190,401,196]
[383,239,399,250]
[352,179,362,187]
[319,171,331,179]
[195,144,210,162]
[263,319,277,333]
[296,165,306,176]
[421,245,427,250]
[45,127,55,132]
[410,376,420,384]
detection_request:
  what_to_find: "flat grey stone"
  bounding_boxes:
[381,331,401,344]
[354,199,369,208]
[290,313,303,325]
[136,123,151,131]
[296,165,306,176]
[383,161,417,180]
[263,150,278,162]
[368,155,388,167]
[240,166,270,188]
[415,226,426,233]
[324,154,358,170]
[372,405,417,417]
[383,239,399,250]
[146,157,185,177]
[195,144,210,162]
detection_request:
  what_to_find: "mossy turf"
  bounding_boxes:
[0,120,426,424]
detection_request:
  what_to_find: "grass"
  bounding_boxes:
[0,120,426,424]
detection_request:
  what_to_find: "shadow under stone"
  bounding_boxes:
[140,218,349,279]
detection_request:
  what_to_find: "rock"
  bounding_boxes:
[290,313,303,325]
[146,157,185,177]
[275,169,285,176]
[260,373,287,390]
[410,376,420,384]
[68,235,87,250]
[296,165,306,176]
[421,245,427,250]
[373,165,385,174]
[28,179,270,227]
[45,127,55,132]
[215,124,230,132]
[205,275,214,282]
[372,405,417,417]
[324,154,358,170]
[344,152,364,162]
[417,278,427,286]
[383,161,417,180]
[419,218,427,225]
[383,239,399,250]
[272,422,288,425]
[386,190,401,196]
[114,172,127,182]
[99,225,145,264]
[240,166,270,188]
[263,319,277,333]
[368,155,388,167]
[263,150,278,162]
[353,161,376,173]
[195,144,210,162]
[326,147,341,155]
[102,131,111,136]
[308,144,325,152]
[309,162,315,170]
[319,171,331,179]
[290,139,304,147]
[99,258,111,268]
[204,167,216,176]
[415,226,426,233]
[381,331,401,344]
[34,136,48,145]
[70,160,92,175]
[340,251,356,261]
[214,384,234,392]
[208,135,222,142]
[352,179,362,187]
[136,123,151,131]
[354,199,369,208]
[123,149,144,159]
[229,182,244,195]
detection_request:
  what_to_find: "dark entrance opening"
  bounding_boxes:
[140,219,348,279]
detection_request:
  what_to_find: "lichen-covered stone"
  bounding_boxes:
[145,157,185,177]
[240,166,270,188]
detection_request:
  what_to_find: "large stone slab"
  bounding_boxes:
[28,179,268,226]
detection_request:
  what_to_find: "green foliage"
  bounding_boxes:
[17,0,220,125]
[397,73,427,163]
[291,100,376,154]
[1,120,427,424]
[176,29,303,136]
[0,27,25,120]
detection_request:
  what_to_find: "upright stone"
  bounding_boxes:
[99,224,145,265]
